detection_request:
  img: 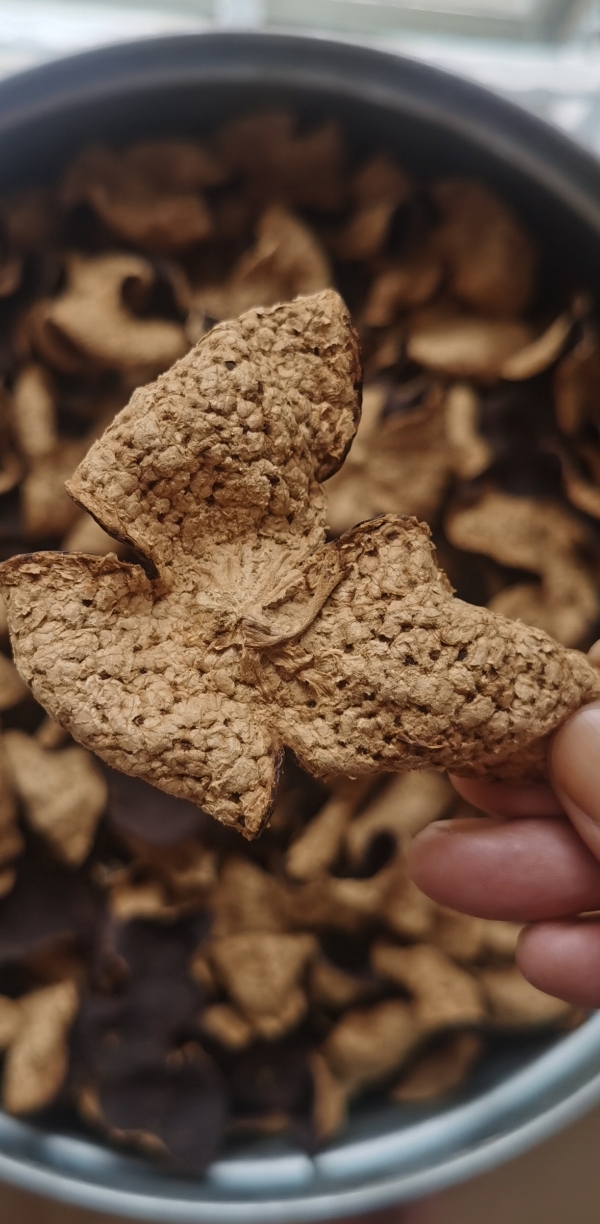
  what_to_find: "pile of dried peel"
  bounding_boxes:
[0,114,594,1171]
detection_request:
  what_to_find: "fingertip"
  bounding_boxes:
[550,701,600,859]
[448,775,508,814]
[449,775,563,819]
[551,701,600,797]
[517,918,600,1009]
[409,815,600,922]
[587,639,600,668]
[408,816,485,890]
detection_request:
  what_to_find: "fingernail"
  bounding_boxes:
[588,640,600,669]
[551,701,600,824]
[415,816,489,839]
[415,819,453,837]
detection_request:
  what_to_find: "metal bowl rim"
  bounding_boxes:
[0,1013,599,1220]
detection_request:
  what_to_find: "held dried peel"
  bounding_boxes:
[35,288,359,837]
[2,289,600,837]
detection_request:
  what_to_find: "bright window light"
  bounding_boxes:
[333,0,536,13]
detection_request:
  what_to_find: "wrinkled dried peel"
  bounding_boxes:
[2,979,78,1114]
[197,205,331,323]
[0,291,360,836]
[2,289,600,839]
[431,180,536,317]
[61,139,225,251]
[3,730,107,865]
[391,1031,483,1103]
[446,488,600,648]
[372,942,484,1029]
[29,254,187,380]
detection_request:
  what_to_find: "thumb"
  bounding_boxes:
[551,687,600,863]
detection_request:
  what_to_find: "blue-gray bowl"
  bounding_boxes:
[0,30,600,1221]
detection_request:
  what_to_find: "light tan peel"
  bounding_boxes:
[2,980,79,1115]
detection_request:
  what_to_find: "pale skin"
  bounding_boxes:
[409,639,600,1009]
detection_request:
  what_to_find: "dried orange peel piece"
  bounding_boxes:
[1,289,599,838]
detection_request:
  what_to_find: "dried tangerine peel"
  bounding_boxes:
[31,253,187,380]
[2,289,600,838]
[214,113,345,212]
[61,139,226,251]
[197,204,331,323]
[446,487,600,648]
[325,382,453,534]
[430,179,536,317]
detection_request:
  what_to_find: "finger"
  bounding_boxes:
[517,919,600,1008]
[551,701,600,864]
[587,639,600,668]
[408,816,600,921]
[449,775,563,819]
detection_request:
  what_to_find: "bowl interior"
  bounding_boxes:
[2,1015,600,1222]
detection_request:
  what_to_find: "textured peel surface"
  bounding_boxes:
[1,289,599,836]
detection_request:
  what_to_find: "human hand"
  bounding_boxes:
[409,642,600,1008]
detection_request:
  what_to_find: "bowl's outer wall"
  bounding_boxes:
[0,30,600,1223]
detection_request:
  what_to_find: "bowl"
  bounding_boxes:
[0,30,600,1223]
